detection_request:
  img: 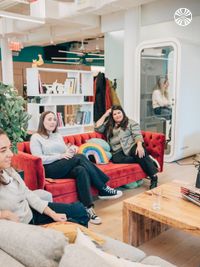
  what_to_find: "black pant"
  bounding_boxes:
[29,202,89,227]
[44,154,109,207]
[111,144,157,178]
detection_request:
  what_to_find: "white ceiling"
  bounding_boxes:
[0,0,156,47]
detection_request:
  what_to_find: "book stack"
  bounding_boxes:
[181,185,200,207]
[75,111,91,125]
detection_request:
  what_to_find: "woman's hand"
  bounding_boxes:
[135,142,145,158]
[1,210,19,222]
[51,213,67,222]
[60,151,74,160]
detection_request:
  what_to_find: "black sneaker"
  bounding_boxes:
[98,186,123,200]
[149,155,161,171]
[149,176,158,189]
[86,207,102,225]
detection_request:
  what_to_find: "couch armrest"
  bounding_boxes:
[142,131,165,172]
[12,152,45,190]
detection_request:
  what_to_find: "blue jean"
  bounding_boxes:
[29,202,89,227]
[44,154,109,207]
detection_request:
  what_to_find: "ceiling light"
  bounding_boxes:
[0,11,45,24]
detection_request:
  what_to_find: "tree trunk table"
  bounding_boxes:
[123,181,200,247]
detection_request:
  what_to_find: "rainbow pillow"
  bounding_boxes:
[78,143,109,164]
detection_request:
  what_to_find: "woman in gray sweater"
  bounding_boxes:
[0,128,89,226]
[30,111,122,225]
[95,105,160,189]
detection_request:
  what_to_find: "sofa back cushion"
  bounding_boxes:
[0,220,67,267]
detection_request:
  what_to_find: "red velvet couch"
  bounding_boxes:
[12,131,165,203]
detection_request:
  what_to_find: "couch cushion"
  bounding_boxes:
[87,138,111,151]
[78,143,110,164]
[141,256,176,267]
[0,249,25,267]
[75,229,155,267]
[59,244,111,267]
[98,234,146,262]
[0,220,67,267]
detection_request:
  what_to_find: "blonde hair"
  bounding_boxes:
[153,76,169,98]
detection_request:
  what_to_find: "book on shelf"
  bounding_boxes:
[57,112,64,127]
[75,111,91,125]
[38,74,44,94]
[64,105,80,125]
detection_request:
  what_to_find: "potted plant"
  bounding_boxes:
[0,82,31,152]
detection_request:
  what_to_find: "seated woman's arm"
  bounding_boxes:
[95,109,111,133]
[0,210,19,222]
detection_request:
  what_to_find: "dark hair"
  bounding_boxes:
[106,105,129,139]
[0,128,10,185]
[37,111,58,137]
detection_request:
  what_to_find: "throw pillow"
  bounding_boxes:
[43,221,105,245]
[0,220,66,267]
[59,244,111,267]
[75,228,156,267]
[78,143,109,164]
[87,138,111,152]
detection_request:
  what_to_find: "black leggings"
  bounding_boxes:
[30,202,89,227]
[44,154,109,207]
[111,144,158,178]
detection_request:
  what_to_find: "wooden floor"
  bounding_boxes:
[90,157,200,267]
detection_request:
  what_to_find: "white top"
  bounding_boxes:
[30,132,67,165]
[152,89,170,109]
[0,168,48,224]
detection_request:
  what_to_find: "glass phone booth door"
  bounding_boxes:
[139,45,175,155]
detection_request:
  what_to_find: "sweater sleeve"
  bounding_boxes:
[30,134,62,165]
[129,120,144,143]
[25,186,48,214]
[94,123,106,133]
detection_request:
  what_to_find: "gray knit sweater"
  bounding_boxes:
[0,168,48,223]
[30,132,67,165]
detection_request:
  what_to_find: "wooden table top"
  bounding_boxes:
[123,181,200,236]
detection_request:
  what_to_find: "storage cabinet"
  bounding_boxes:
[26,67,94,135]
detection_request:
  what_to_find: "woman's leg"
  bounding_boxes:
[30,202,89,227]
[74,154,109,189]
[129,145,158,177]
[44,158,80,179]
[68,165,93,208]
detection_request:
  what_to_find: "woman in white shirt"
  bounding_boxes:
[0,128,89,227]
[152,76,172,120]
[30,111,122,225]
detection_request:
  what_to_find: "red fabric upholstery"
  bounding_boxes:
[12,131,165,203]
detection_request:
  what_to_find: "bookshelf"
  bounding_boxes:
[26,67,94,135]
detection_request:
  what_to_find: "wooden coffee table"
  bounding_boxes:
[123,181,200,247]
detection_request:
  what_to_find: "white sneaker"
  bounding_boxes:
[86,207,102,225]
[98,186,123,200]
[149,155,161,171]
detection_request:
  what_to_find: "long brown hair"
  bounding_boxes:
[0,128,10,185]
[105,105,129,140]
[37,111,58,137]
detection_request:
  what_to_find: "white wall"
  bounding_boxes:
[105,31,124,106]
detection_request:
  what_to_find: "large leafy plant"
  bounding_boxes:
[0,82,30,152]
